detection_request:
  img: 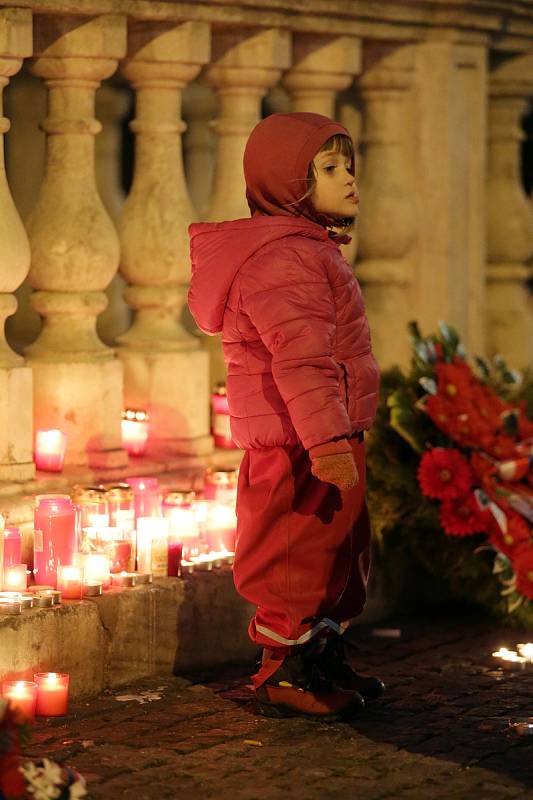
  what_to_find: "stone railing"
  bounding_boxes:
[0,0,532,497]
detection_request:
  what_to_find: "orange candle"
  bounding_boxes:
[34,672,69,716]
[2,680,38,718]
[56,565,83,600]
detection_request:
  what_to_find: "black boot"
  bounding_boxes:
[254,645,365,721]
[315,633,385,702]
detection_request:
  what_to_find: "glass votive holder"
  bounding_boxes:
[2,680,38,719]
[3,564,28,592]
[34,672,69,717]
[56,566,83,600]
[34,430,67,472]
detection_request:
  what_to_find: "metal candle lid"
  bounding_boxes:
[204,467,239,485]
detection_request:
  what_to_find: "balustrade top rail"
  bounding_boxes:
[0,0,533,49]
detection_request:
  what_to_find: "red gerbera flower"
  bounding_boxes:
[512,543,533,600]
[487,511,531,558]
[418,448,472,501]
[440,492,488,536]
[436,362,473,399]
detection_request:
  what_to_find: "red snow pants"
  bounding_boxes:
[233,434,371,653]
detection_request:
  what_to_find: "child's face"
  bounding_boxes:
[311,149,359,221]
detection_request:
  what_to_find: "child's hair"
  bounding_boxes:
[301,133,356,232]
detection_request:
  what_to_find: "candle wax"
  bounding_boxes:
[34,673,69,716]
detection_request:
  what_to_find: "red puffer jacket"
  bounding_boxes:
[188,214,380,451]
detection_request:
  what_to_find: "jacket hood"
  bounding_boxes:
[188,216,330,335]
[244,112,350,225]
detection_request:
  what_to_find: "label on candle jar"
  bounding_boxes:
[33,529,43,552]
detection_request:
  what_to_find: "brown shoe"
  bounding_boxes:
[316,633,385,702]
[254,649,365,721]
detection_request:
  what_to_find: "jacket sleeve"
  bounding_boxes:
[239,246,352,450]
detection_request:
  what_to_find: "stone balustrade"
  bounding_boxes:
[0,0,530,495]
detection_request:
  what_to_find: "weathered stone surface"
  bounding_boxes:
[0,571,256,699]
[24,618,533,800]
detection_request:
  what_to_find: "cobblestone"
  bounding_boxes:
[25,617,533,799]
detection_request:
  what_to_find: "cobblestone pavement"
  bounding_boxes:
[27,617,533,799]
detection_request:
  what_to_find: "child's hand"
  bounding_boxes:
[309,443,359,491]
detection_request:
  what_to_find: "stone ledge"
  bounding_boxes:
[0,569,257,700]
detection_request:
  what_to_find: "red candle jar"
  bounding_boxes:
[126,477,161,521]
[2,680,38,719]
[34,672,69,716]
[162,491,199,576]
[203,467,238,506]
[34,497,78,588]
[34,429,67,472]
[56,565,83,600]
[3,527,22,568]
[211,384,237,449]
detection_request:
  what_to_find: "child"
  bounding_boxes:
[188,112,382,721]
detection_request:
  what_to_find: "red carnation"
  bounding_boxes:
[440,493,488,536]
[513,543,533,600]
[487,511,531,558]
[418,448,472,501]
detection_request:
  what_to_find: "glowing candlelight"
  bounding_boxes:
[34,430,67,472]
[121,409,149,456]
[127,477,161,521]
[492,648,527,668]
[517,643,533,663]
[136,517,168,576]
[205,503,237,553]
[75,552,110,588]
[3,527,21,568]
[34,496,78,588]
[2,680,38,718]
[56,566,83,600]
[3,564,27,592]
[34,672,69,716]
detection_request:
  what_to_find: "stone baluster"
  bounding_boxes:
[117,21,212,456]
[283,35,361,266]
[4,70,45,352]
[282,34,360,118]
[204,29,291,383]
[205,29,291,222]
[355,44,417,367]
[0,9,33,481]
[182,81,217,219]
[95,81,131,345]
[26,14,128,470]
[487,54,533,368]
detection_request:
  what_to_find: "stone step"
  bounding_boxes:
[0,569,257,700]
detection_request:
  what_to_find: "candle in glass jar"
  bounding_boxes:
[34,497,77,588]
[121,409,149,456]
[75,552,110,588]
[163,492,199,576]
[203,467,238,506]
[205,504,237,552]
[2,680,38,718]
[34,672,69,716]
[56,566,83,600]
[3,564,27,592]
[136,517,168,576]
[3,527,21,568]
[34,430,67,472]
[127,477,161,522]
[211,384,237,449]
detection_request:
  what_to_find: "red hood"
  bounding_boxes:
[188,216,330,335]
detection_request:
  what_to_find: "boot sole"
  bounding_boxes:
[255,698,364,722]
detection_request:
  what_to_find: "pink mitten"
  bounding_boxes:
[309,439,359,491]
